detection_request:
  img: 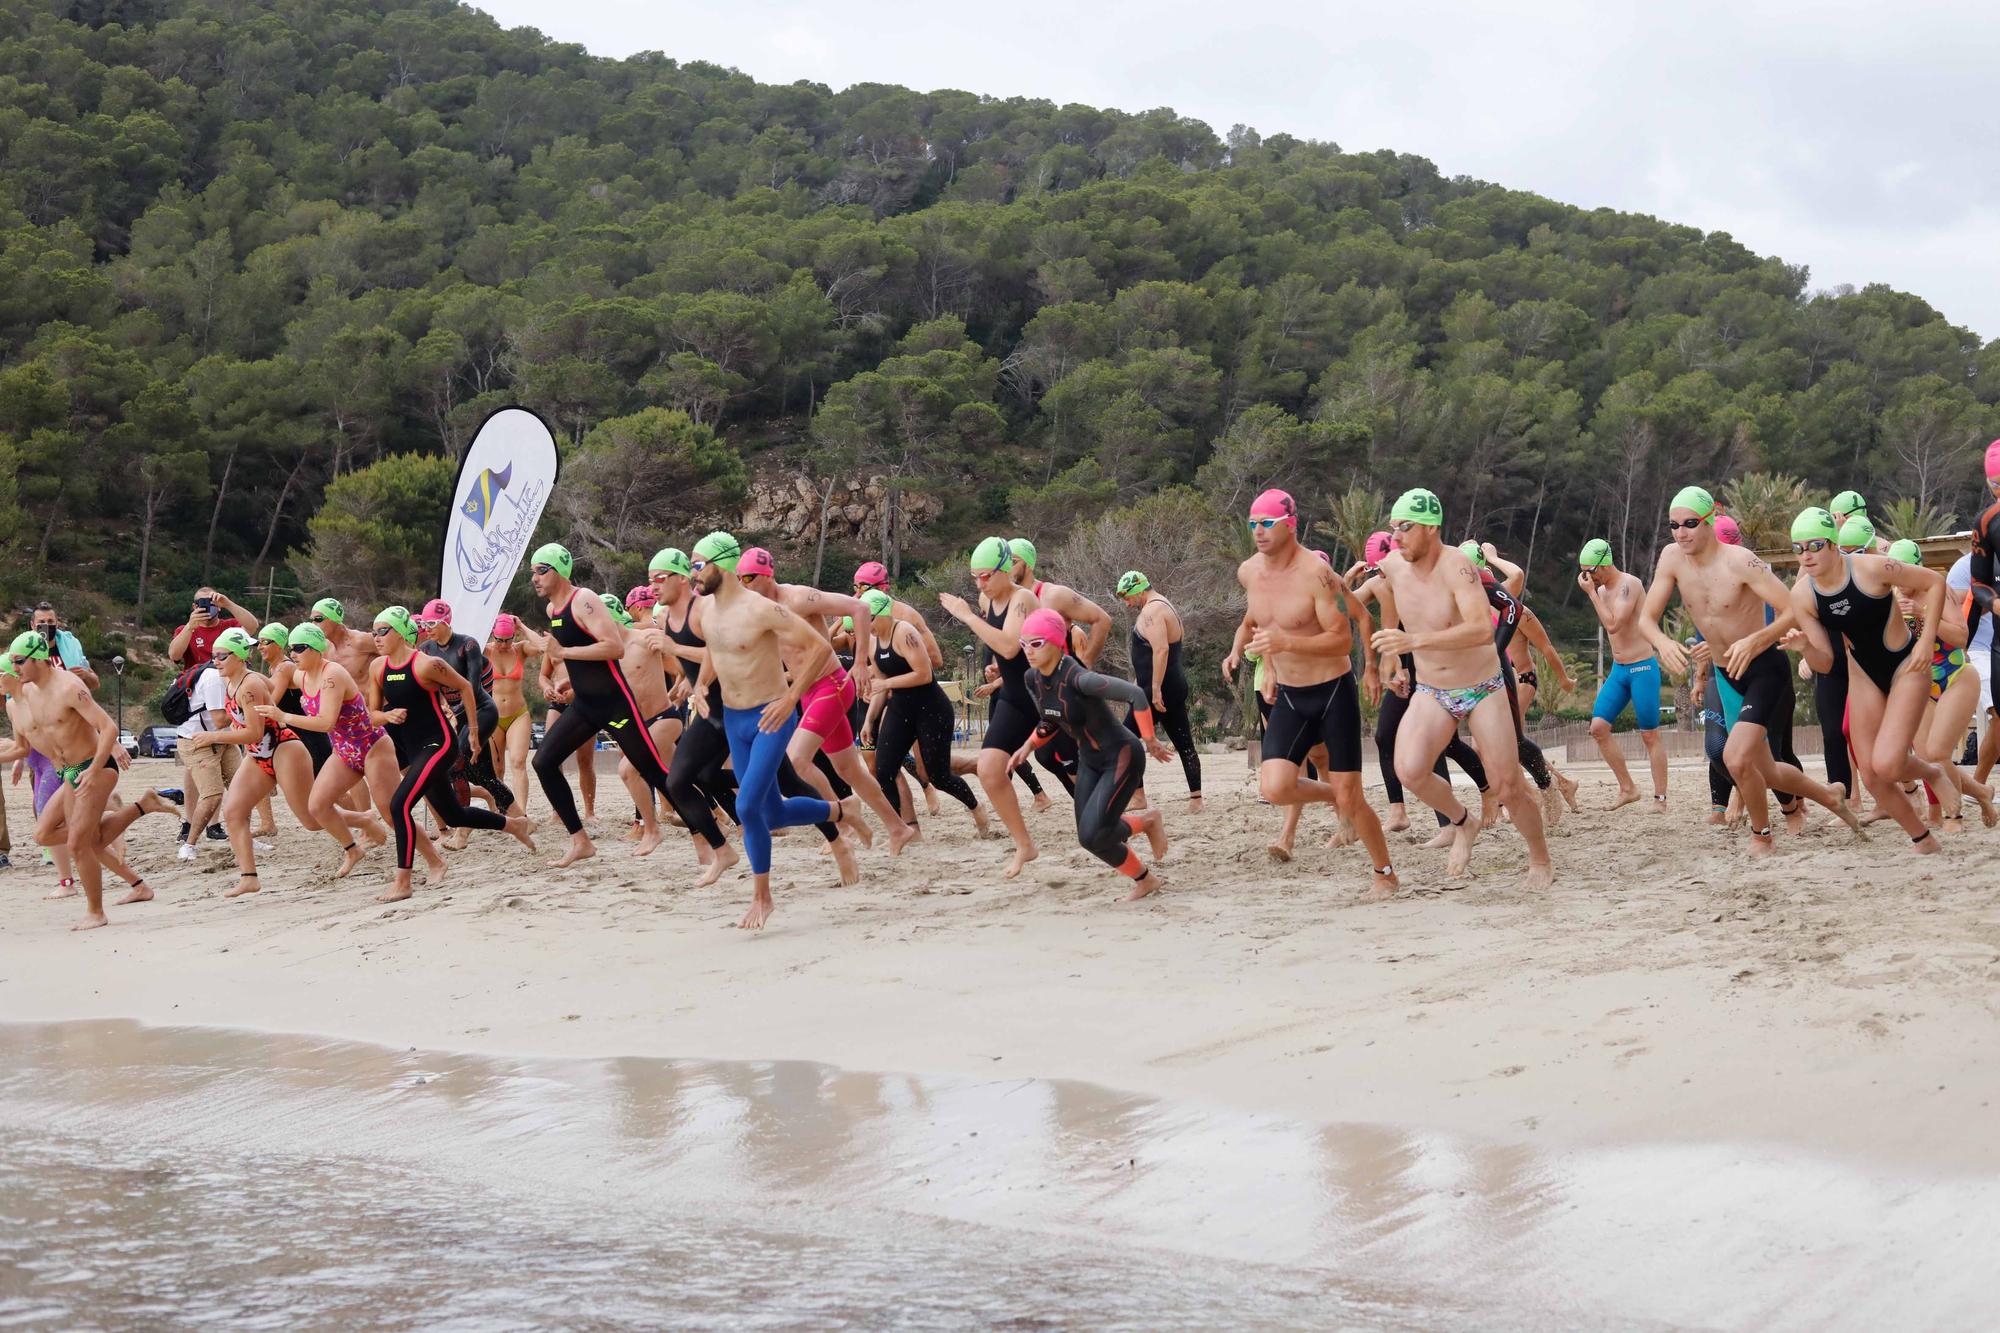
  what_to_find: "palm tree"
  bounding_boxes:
[1718,472,1810,551]
[1876,495,1958,543]
[1324,484,1387,569]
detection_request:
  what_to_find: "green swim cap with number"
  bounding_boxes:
[287,623,329,654]
[1830,489,1867,519]
[1579,538,1613,567]
[649,547,692,577]
[213,627,257,661]
[1669,485,1715,521]
[7,630,50,661]
[860,589,894,619]
[692,531,742,572]
[600,592,634,626]
[530,543,573,578]
[311,597,346,625]
[1791,507,1840,544]
[1390,488,1443,527]
[1457,540,1488,569]
[969,537,1011,573]
[1116,570,1150,596]
[1886,538,1921,565]
[375,605,419,643]
[258,622,289,646]
[1009,537,1038,572]
[1838,515,1875,550]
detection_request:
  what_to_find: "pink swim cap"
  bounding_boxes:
[625,585,657,609]
[1020,608,1067,645]
[1249,488,1297,527]
[738,547,777,578]
[1986,439,2000,480]
[491,613,517,639]
[1364,531,1393,564]
[419,598,452,623]
[1714,514,1743,546]
[853,560,889,588]
[1313,549,1330,564]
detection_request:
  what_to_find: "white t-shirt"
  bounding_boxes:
[1947,555,1994,663]
[177,666,232,739]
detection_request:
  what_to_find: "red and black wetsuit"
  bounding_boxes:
[379,653,506,869]
[532,589,674,836]
[1972,499,2000,711]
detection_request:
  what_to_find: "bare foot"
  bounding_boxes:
[1608,787,1643,812]
[1266,839,1293,863]
[1142,808,1169,862]
[138,789,177,818]
[1913,829,1940,856]
[423,859,449,888]
[970,805,991,836]
[1360,870,1399,903]
[224,874,260,899]
[334,843,367,879]
[1003,843,1039,880]
[1031,793,1054,814]
[696,840,740,887]
[1648,795,1667,813]
[1556,773,1580,812]
[443,829,471,852]
[1122,870,1162,902]
[358,817,389,848]
[1539,782,1565,828]
[115,881,154,906]
[739,893,774,929]
[1519,861,1555,890]
[1785,804,1809,836]
[1973,781,1999,828]
[1446,811,1481,877]
[251,825,278,839]
[1383,806,1410,833]
[376,882,414,904]
[1187,795,1204,815]
[1328,815,1356,848]
[1707,807,1727,826]
[43,878,76,900]
[841,798,874,849]
[829,836,860,886]
[509,816,539,852]
[71,911,109,932]
[1829,796,1867,839]
[923,788,942,816]
[1748,830,1775,857]
[549,834,597,869]
[1857,804,1891,827]
[1423,825,1453,850]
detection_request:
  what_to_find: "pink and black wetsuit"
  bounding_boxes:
[378,653,506,869]
[530,591,674,836]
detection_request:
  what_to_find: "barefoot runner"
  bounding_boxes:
[1639,486,1864,855]
[1014,608,1172,900]
[1115,570,1203,813]
[1578,539,1671,809]
[652,546,746,882]
[1371,489,1552,888]
[485,614,542,815]
[859,589,988,835]
[1888,538,1998,829]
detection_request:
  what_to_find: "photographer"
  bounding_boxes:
[167,587,259,668]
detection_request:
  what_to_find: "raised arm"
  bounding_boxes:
[1483,545,1526,599]
[939,590,1032,657]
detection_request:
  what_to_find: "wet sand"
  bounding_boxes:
[5,1019,1996,1329]
[4,752,1997,1181]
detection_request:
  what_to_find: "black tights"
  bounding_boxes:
[1814,666,1852,795]
[1075,742,1147,871]
[876,688,979,816]
[665,714,739,849]
[395,743,506,868]
[1125,670,1201,795]
[535,695,672,835]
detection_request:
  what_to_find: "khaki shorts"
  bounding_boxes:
[182,739,242,803]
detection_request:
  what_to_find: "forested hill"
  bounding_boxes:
[3,0,1997,660]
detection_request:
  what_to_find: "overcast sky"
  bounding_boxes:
[471,0,1997,341]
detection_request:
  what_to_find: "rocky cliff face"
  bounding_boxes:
[738,474,945,543]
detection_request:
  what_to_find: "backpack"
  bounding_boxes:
[161,660,213,726]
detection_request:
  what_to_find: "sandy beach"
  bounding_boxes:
[5,748,1997,1180]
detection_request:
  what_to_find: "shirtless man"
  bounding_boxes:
[1231,489,1397,900]
[689,532,854,929]
[1578,539,1670,810]
[1638,486,1863,855]
[651,548,743,880]
[738,548,915,853]
[4,634,175,930]
[1010,538,1113,666]
[603,590,683,857]
[1371,489,1552,888]
[306,598,377,680]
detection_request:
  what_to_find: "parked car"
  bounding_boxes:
[118,730,139,759]
[137,726,179,758]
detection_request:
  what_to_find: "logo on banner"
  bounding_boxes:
[453,461,546,595]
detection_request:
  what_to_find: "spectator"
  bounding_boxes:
[175,652,237,859]
[168,587,259,667]
[29,601,98,691]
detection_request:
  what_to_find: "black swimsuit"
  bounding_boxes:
[1124,600,1201,796]
[1813,557,1913,693]
[378,654,504,869]
[531,592,673,836]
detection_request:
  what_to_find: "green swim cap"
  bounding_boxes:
[860,589,894,618]
[839,615,854,632]
[691,531,741,572]
[287,623,329,654]
[1830,489,1867,519]
[311,597,346,626]
[969,537,1012,574]
[1457,540,1488,569]
[6,630,50,662]
[1579,538,1613,567]
[1790,507,1840,544]
[374,605,419,643]
[1390,488,1443,527]
[599,592,635,626]
[258,622,289,646]
[1838,515,1875,550]
[1886,538,1921,565]
[1669,485,1715,521]
[0,659,14,677]
[530,543,573,578]
[1009,537,1038,572]
[213,627,256,661]
[1116,570,1150,596]
[649,547,692,577]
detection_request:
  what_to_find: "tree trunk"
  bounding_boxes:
[202,443,239,580]
[135,493,159,631]
[37,474,68,565]
[251,454,309,577]
[812,477,832,586]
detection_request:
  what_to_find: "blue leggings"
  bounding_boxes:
[723,704,835,875]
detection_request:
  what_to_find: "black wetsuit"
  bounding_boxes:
[871,630,979,818]
[1812,557,1913,693]
[421,631,516,814]
[1812,638,1852,795]
[980,596,1076,796]
[1123,600,1201,797]
[532,590,675,836]
[1973,499,2000,711]
[1483,577,1555,791]
[378,653,506,869]
[1026,656,1150,873]
[659,599,740,850]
